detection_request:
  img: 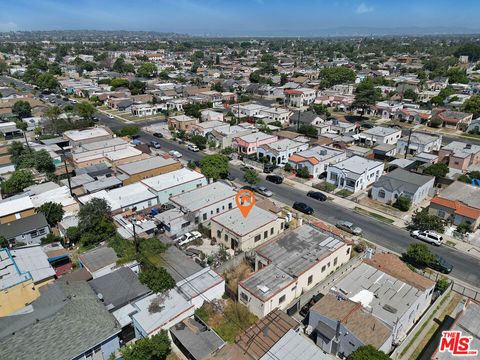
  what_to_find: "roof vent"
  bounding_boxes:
[383,304,397,314]
[258,285,270,293]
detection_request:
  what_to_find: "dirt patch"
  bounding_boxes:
[223,260,254,297]
[357,196,404,217]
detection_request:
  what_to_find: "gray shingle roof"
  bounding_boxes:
[79,246,118,273]
[373,168,433,193]
[0,280,120,360]
[0,213,49,239]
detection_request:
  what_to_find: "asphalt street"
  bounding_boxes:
[98,116,480,289]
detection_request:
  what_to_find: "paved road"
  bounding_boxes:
[95,116,480,288]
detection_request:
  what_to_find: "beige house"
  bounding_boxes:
[168,115,198,132]
[238,224,351,318]
[211,206,285,251]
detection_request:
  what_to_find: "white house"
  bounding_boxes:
[327,156,384,193]
[231,103,268,118]
[238,224,351,318]
[396,132,442,156]
[257,139,309,165]
[191,120,229,137]
[358,126,402,145]
[288,146,347,178]
[259,107,292,126]
[284,88,317,107]
[201,109,224,122]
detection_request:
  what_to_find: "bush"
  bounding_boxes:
[402,243,436,268]
[409,208,445,233]
[394,195,411,211]
[187,161,197,170]
[429,117,443,128]
[315,181,336,193]
[296,167,310,178]
[457,223,472,234]
[436,277,450,294]
[283,163,292,172]
[138,266,175,293]
[424,163,449,178]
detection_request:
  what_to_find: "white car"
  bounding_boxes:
[255,186,273,197]
[108,114,114,119]
[410,230,443,246]
[187,144,200,152]
[175,231,202,247]
[168,150,182,158]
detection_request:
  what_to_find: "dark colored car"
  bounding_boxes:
[362,123,375,129]
[241,185,255,192]
[153,132,164,138]
[307,191,327,201]
[299,293,324,317]
[293,202,314,215]
[266,175,283,184]
[131,134,141,140]
[263,163,276,174]
[429,255,453,274]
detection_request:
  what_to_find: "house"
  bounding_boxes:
[83,176,123,194]
[170,318,225,360]
[0,196,35,224]
[284,88,317,107]
[466,117,480,134]
[326,156,384,193]
[78,182,159,214]
[238,224,351,318]
[201,109,224,122]
[131,103,163,117]
[259,107,292,126]
[116,156,182,185]
[429,181,480,229]
[374,101,404,119]
[358,126,402,145]
[371,168,435,206]
[431,299,480,360]
[0,213,50,245]
[132,267,224,338]
[141,168,207,204]
[157,182,237,236]
[396,132,442,156]
[0,280,121,360]
[192,120,229,136]
[257,139,309,165]
[233,132,278,155]
[0,121,22,139]
[0,246,56,316]
[231,103,268,118]
[30,185,80,217]
[332,253,435,343]
[88,267,151,343]
[437,141,480,171]
[207,125,255,149]
[432,109,473,130]
[168,114,199,131]
[289,110,325,128]
[63,126,113,146]
[211,205,285,251]
[114,214,157,240]
[288,146,347,178]
[42,242,72,277]
[79,246,139,279]
[309,293,393,357]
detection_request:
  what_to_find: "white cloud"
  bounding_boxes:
[0,21,19,31]
[356,2,374,14]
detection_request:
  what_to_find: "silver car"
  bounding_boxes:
[255,186,273,197]
[336,221,363,236]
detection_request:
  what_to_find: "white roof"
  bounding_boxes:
[170,182,236,212]
[0,196,34,217]
[105,146,143,161]
[236,132,276,143]
[331,156,383,174]
[64,127,110,142]
[212,206,277,236]
[141,168,205,192]
[30,186,77,209]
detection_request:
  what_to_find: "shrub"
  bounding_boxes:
[457,223,472,234]
[429,117,443,128]
[395,195,411,211]
[296,167,310,178]
[283,163,293,172]
[436,277,450,293]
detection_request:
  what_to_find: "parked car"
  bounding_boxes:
[362,122,374,129]
[255,186,273,197]
[240,165,255,172]
[293,202,314,215]
[263,163,276,174]
[168,150,182,158]
[336,221,362,236]
[307,191,327,201]
[429,255,453,274]
[153,132,164,138]
[108,114,114,119]
[149,141,161,149]
[241,185,255,192]
[130,139,143,146]
[187,144,200,152]
[410,230,443,246]
[175,231,202,247]
[266,175,283,184]
[299,293,324,318]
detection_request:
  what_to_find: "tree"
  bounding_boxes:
[429,117,443,128]
[40,233,64,245]
[110,77,130,89]
[319,66,356,88]
[45,106,62,122]
[424,163,449,178]
[48,63,62,75]
[191,135,207,150]
[112,57,135,74]
[77,198,116,247]
[200,154,229,181]
[1,169,34,195]
[457,223,472,234]
[8,141,27,164]
[353,80,381,116]
[403,243,436,268]
[0,60,8,74]
[309,103,330,117]
[12,100,32,118]
[347,345,390,360]
[74,102,96,121]
[138,266,175,293]
[403,88,418,101]
[298,124,318,138]
[462,94,480,118]
[283,163,293,172]
[409,208,445,233]
[35,73,59,91]
[436,277,450,293]
[447,67,468,84]
[211,82,224,92]
[129,80,146,95]
[137,62,157,78]
[37,202,64,227]
[244,169,259,185]
[395,195,411,211]
[34,149,55,173]
[115,125,140,137]
[121,330,171,360]
[296,167,310,178]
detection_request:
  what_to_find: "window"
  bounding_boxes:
[254,234,261,242]
[281,222,284,229]
[270,228,274,235]
[217,230,221,238]
[308,275,313,285]
[224,234,228,241]
[279,295,286,304]
[292,286,296,291]
[181,221,191,228]
[222,205,225,210]
[334,257,338,266]
[330,173,338,181]
[216,208,220,214]
[194,217,199,224]
[240,292,249,303]
[438,210,446,218]
[321,265,326,272]
[327,262,331,267]
[228,203,233,209]
[347,247,350,254]
[264,231,268,239]
[378,189,386,198]
[203,213,207,221]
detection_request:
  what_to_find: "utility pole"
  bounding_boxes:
[404,128,413,159]
[23,130,31,152]
[61,148,73,196]
[131,206,139,255]
[296,110,301,131]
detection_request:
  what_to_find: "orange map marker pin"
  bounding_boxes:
[236,189,255,218]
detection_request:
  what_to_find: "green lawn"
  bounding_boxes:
[354,207,395,224]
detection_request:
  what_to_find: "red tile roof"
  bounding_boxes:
[431,196,480,219]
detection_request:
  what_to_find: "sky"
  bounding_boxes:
[0,0,479,36]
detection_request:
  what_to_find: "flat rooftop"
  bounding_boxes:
[64,127,111,142]
[237,132,276,143]
[212,206,278,237]
[0,196,34,217]
[117,156,178,175]
[141,168,205,192]
[170,182,236,212]
[361,126,400,137]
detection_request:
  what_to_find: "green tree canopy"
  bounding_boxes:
[37,202,64,227]
[115,125,140,137]
[403,88,418,101]
[395,195,412,211]
[137,62,157,78]
[121,330,171,360]
[424,163,449,178]
[12,100,32,118]
[36,72,59,91]
[110,77,130,89]
[129,80,146,95]
[1,169,34,195]
[78,198,116,247]
[298,124,318,138]
[74,102,96,121]
[409,208,445,233]
[447,67,468,84]
[462,94,480,118]
[296,167,310,178]
[191,135,207,149]
[200,154,229,181]
[112,57,135,74]
[403,243,436,268]
[138,266,175,293]
[353,79,381,116]
[347,345,390,360]
[319,66,356,88]
[244,169,259,185]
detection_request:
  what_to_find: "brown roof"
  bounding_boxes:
[235,309,298,360]
[310,293,392,348]
[204,344,247,360]
[61,268,92,282]
[364,253,435,291]
[275,130,302,140]
[255,198,282,215]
